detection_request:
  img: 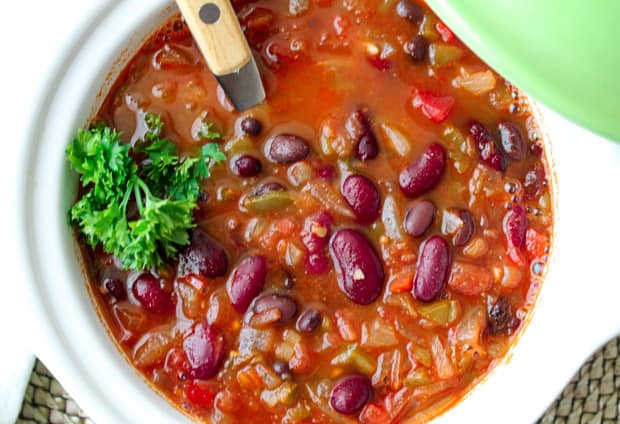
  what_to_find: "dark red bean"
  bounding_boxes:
[346,109,379,160]
[306,251,330,275]
[329,374,372,415]
[272,360,290,378]
[503,205,528,249]
[240,116,262,136]
[178,229,228,278]
[132,274,174,315]
[252,181,286,196]
[399,143,447,197]
[487,298,520,335]
[341,174,381,224]
[104,277,127,301]
[227,255,267,313]
[232,154,262,177]
[396,0,423,22]
[498,121,525,161]
[301,211,333,253]
[253,293,298,323]
[453,210,474,246]
[330,229,385,305]
[413,236,451,302]
[523,163,545,200]
[469,121,506,171]
[317,165,336,180]
[183,322,226,379]
[404,200,435,237]
[296,309,322,333]
[267,134,310,164]
[404,35,427,61]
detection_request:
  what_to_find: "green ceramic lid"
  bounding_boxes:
[427,0,620,142]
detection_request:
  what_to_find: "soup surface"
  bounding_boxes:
[75,0,553,422]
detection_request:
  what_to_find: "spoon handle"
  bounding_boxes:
[176,0,251,75]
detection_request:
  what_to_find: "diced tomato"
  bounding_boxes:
[333,14,351,37]
[181,274,209,291]
[412,92,455,123]
[436,21,455,42]
[526,228,547,260]
[185,381,216,408]
[389,273,414,293]
[360,403,390,424]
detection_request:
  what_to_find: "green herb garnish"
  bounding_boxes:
[66,113,225,271]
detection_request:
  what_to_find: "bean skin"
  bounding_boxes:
[178,229,228,278]
[330,374,372,415]
[132,274,174,315]
[183,322,226,379]
[232,154,262,177]
[227,255,267,313]
[399,143,447,197]
[267,134,310,164]
[330,229,385,305]
[413,236,451,302]
[404,200,435,237]
[453,210,474,246]
[240,116,262,136]
[341,174,381,224]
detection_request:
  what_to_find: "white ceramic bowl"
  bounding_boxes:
[16,2,620,423]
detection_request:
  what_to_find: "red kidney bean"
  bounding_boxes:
[404,200,435,237]
[498,121,525,161]
[396,0,423,23]
[253,293,298,323]
[453,210,474,246]
[306,251,330,275]
[104,277,127,301]
[296,308,322,333]
[178,229,228,278]
[231,154,262,177]
[404,35,427,61]
[503,205,528,250]
[252,181,286,196]
[301,211,333,253]
[317,164,336,180]
[341,174,381,224]
[183,322,226,379]
[329,374,372,415]
[240,116,262,136]
[227,255,267,313]
[469,121,506,171]
[267,134,310,164]
[399,143,446,197]
[346,109,379,160]
[132,273,174,315]
[330,229,385,305]
[523,163,545,200]
[413,236,451,302]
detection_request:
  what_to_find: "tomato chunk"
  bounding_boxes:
[413,92,455,123]
[436,21,455,42]
[185,381,216,408]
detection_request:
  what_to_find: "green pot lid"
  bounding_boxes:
[427,0,620,142]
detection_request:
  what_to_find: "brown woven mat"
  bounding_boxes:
[16,337,620,424]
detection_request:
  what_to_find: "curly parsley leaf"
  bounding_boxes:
[199,121,222,140]
[66,114,225,271]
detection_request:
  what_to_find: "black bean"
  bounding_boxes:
[404,35,427,61]
[296,309,322,333]
[487,297,519,335]
[498,122,525,161]
[453,210,474,246]
[104,277,127,301]
[272,360,290,378]
[396,0,423,23]
[232,154,262,177]
[267,134,310,164]
[240,116,262,136]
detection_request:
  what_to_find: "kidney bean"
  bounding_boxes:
[267,134,310,164]
[453,210,474,246]
[301,211,333,253]
[330,374,372,415]
[396,0,423,23]
[252,181,286,196]
[346,109,379,160]
[503,205,527,250]
[240,116,262,136]
[183,322,226,379]
[404,200,435,237]
[178,229,228,278]
[296,308,322,333]
[487,297,520,335]
[104,277,127,301]
[227,255,267,313]
[253,293,298,323]
[306,252,330,275]
[341,174,381,224]
[413,236,451,302]
[469,121,506,171]
[523,162,545,199]
[498,121,525,161]
[330,229,385,305]
[317,165,336,180]
[404,35,427,61]
[132,273,174,315]
[399,143,446,197]
[231,154,262,177]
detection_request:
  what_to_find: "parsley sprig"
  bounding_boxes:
[66,113,225,271]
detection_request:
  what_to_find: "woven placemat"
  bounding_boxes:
[15,337,620,424]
